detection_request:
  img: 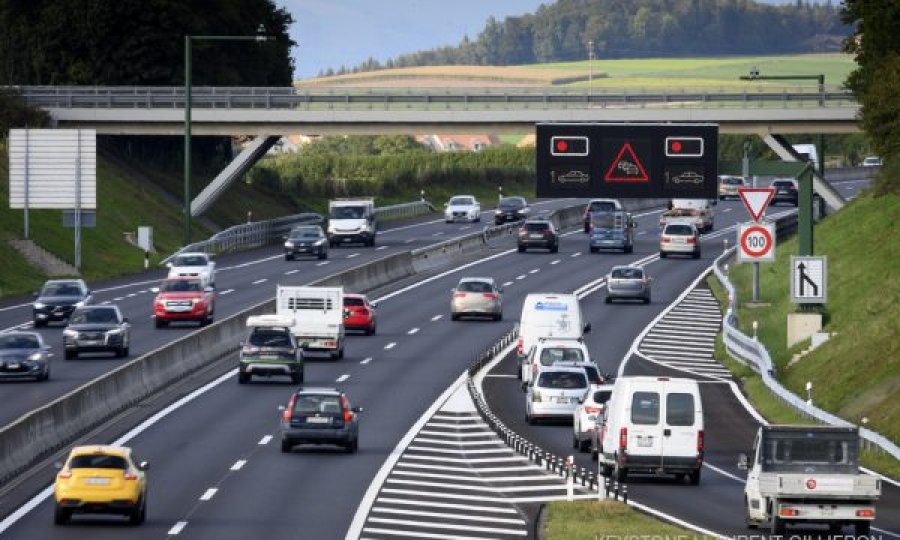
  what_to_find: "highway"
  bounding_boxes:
[0,199,575,428]
[2,179,893,540]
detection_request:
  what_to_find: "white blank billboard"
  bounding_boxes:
[8,129,96,209]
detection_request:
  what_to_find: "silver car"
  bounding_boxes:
[606,265,652,304]
[525,365,589,424]
[659,221,701,259]
[450,278,502,321]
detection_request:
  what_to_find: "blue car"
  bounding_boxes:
[588,211,635,253]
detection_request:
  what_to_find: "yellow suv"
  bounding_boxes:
[53,445,148,525]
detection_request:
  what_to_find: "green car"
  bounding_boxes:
[238,315,304,384]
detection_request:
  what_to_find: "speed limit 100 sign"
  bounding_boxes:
[738,222,776,262]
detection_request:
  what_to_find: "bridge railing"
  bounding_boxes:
[16,85,856,111]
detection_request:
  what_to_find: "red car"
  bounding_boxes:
[343,294,376,335]
[152,277,215,328]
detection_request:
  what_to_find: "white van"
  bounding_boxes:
[593,376,704,484]
[516,294,591,378]
[520,337,591,387]
[792,144,819,171]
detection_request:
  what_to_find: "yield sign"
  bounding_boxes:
[738,187,775,222]
[604,142,649,183]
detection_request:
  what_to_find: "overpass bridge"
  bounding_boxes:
[18,85,857,214]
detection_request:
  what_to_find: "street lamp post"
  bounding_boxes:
[184,25,270,246]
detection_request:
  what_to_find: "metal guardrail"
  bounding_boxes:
[16,85,857,111]
[374,200,434,220]
[713,247,900,460]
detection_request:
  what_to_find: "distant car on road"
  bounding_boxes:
[520,337,590,388]
[0,331,51,381]
[494,197,530,225]
[861,156,882,167]
[606,265,652,304]
[572,384,613,452]
[718,175,745,200]
[53,445,148,525]
[239,315,303,384]
[583,199,624,233]
[343,294,377,335]
[445,195,481,223]
[63,306,131,359]
[659,221,701,259]
[152,277,215,328]
[771,178,799,206]
[284,225,328,261]
[32,279,91,327]
[280,388,363,453]
[167,252,216,287]
[518,219,559,253]
[451,277,503,321]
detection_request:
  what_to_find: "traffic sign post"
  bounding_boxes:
[791,256,827,304]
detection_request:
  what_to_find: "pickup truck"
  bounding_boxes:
[740,425,880,535]
[659,199,713,233]
[276,286,345,360]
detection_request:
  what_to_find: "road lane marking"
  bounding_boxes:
[432,232,443,236]
[376,246,388,250]
[360,357,373,365]
[230,460,247,471]
[637,231,647,236]
[408,327,419,335]
[251,279,267,285]
[126,293,136,298]
[284,269,299,275]
[571,252,581,258]
[199,488,218,501]
[528,268,539,274]
[385,342,396,350]
[431,315,442,321]
[502,281,513,287]
[113,297,123,301]
[722,207,732,213]
[220,289,234,295]
[317,261,330,266]
[168,521,188,535]
[101,300,111,304]
[515,275,526,280]
[405,238,416,244]
[336,374,350,383]
[550,259,560,265]
[347,253,360,258]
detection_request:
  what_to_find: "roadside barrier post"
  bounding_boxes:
[144,250,150,270]
[566,456,574,501]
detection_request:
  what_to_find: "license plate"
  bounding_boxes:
[343,238,352,242]
[83,340,103,346]
[587,415,597,422]
[307,416,331,424]
[530,234,543,239]
[259,355,280,360]
[637,437,653,447]
[7,362,21,370]
[85,477,110,485]
[555,397,570,404]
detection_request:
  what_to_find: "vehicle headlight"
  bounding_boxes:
[28,352,43,362]
[495,209,502,214]
[106,328,123,336]
[313,239,325,246]
[33,302,46,309]
[74,300,86,308]
[284,241,294,248]
[63,329,79,338]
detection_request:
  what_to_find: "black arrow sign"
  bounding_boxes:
[797,262,819,297]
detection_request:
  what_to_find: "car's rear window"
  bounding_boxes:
[593,390,612,404]
[291,227,322,239]
[0,334,40,349]
[174,255,207,266]
[70,455,128,470]
[537,371,587,389]
[664,224,694,236]
[458,281,493,293]
[611,268,643,279]
[343,297,365,307]
[723,177,743,185]
[539,347,585,365]
[249,329,292,348]
[666,393,695,426]
[589,201,616,212]
[526,222,551,232]
[583,365,602,385]
[772,180,794,188]
[631,392,660,425]
[292,395,342,414]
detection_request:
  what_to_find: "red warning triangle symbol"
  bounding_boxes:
[604,142,649,183]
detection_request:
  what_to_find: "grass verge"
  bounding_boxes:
[544,500,708,539]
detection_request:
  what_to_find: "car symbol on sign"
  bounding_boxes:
[557,170,590,184]
[672,171,704,184]
[617,161,639,176]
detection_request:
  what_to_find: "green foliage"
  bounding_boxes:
[719,133,873,166]
[0,0,295,85]
[347,0,847,73]
[0,90,49,134]
[843,1,900,194]
[297,135,429,158]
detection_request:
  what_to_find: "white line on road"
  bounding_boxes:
[360,357,373,365]
[113,297,123,301]
[637,231,647,236]
[347,253,360,258]
[126,293,136,298]
[199,488,218,501]
[432,232,443,236]
[550,259,560,265]
[101,300,111,304]
[431,315,442,321]
[571,252,581,257]
[284,269,299,275]
[230,460,247,471]
[376,245,388,250]
[251,279,267,285]
[219,289,234,295]
[722,207,732,213]
[317,261,330,266]
[408,327,419,335]
[336,374,350,383]
[258,435,272,445]
[528,268,539,274]
[515,275,526,280]
[502,281,513,287]
[384,342,396,350]
[168,521,188,535]
[405,238,416,244]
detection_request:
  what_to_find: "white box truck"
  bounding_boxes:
[276,286,345,360]
[327,198,377,247]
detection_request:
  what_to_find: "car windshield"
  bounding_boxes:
[0,334,40,349]
[458,281,494,293]
[723,177,743,185]
[537,371,587,389]
[664,224,694,236]
[449,197,474,206]
[773,180,794,188]
[583,365,602,385]
[330,206,365,219]
[70,454,128,470]
[343,297,365,307]
[539,347,585,365]
[70,308,119,324]
[611,268,643,280]
[499,198,524,209]
[589,201,616,212]
[291,227,322,239]
[525,222,550,232]
[174,255,207,266]
[40,282,83,297]
[161,280,202,292]
[292,394,343,415]
[248,329,292,348]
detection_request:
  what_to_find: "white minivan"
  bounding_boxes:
[516,294,591,379]
[593,376,704,484]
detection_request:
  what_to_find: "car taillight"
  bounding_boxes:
[661,237,671,243]
[57,470,72,479]
[483,293,498,299]
[518,229,527,236]
[282,395,296,422]
[454,292,467,298]
[856,509,875,518]
[242,346,259,355]
[697,430,705,455]
[584,406,601,414]
[619,427,628,451]
[340,395,353,422]
[124,472,138,481]
[686,237,696,244]
[780,508,799,517]
[544,230,553,237]
[532,390,542,402]
[517,337,524,355]
[324,341,336,347]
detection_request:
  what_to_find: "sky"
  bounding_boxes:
[282,0,795,80]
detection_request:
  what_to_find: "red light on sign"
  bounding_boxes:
[665,137,703,157]
[671,141,683,153]
[550,136,589,156]
[556,140,568,153]
[806,479,817,490]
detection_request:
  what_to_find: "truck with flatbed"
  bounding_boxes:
[740,425,880,535]
[276,286,345,360]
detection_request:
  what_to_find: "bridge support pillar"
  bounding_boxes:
[190,135,280,217]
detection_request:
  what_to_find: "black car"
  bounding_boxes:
[63,306,131,359]
[771,179,799,206]
[0,332,51,381]
[518,220,559,253]
[494,197,531,225]
[284,225,328,261]
[280,388,362,453]
[32,279,91,327]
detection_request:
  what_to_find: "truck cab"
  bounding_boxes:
[741,425,879,535]
[327,199,377,247]
[588,210,635,253]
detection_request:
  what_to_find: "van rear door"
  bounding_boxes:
[660,386,700,467]
[627,390,664,463]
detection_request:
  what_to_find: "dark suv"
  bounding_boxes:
[279,388,362,453]
[284,225,328,261]
[771,179,799,206]
[62,306,131,359]
[239,317,303,384]
[518,220,559,253]
[494,197,530,225]
[32,279,91,327]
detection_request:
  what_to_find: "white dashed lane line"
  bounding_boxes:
[347,253,360,259]
[515,275,526,280]
[101,300,111,305]
[528,269,539,274]
[113,297,123,301]
[571,252,581,258]
[168,521,188,535]
[230,460,247,471]
[258,435,272,445]
[408,328,420,335]
[432,232,444,237]
[376,246,388,251]
[550,259,560,265]
[431,315,443,322]
[405,239,416,244]
[336,374,350,383]
[502,281,513,287]
[637,231,647,236]
[126,293,136,298]
[317,261,330,266]
[199,488,217,501]
[220,289,235,295]
[251,279,267,285]
[284,269,299,275]
[360,357,373,365]
[384,342,397,350]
